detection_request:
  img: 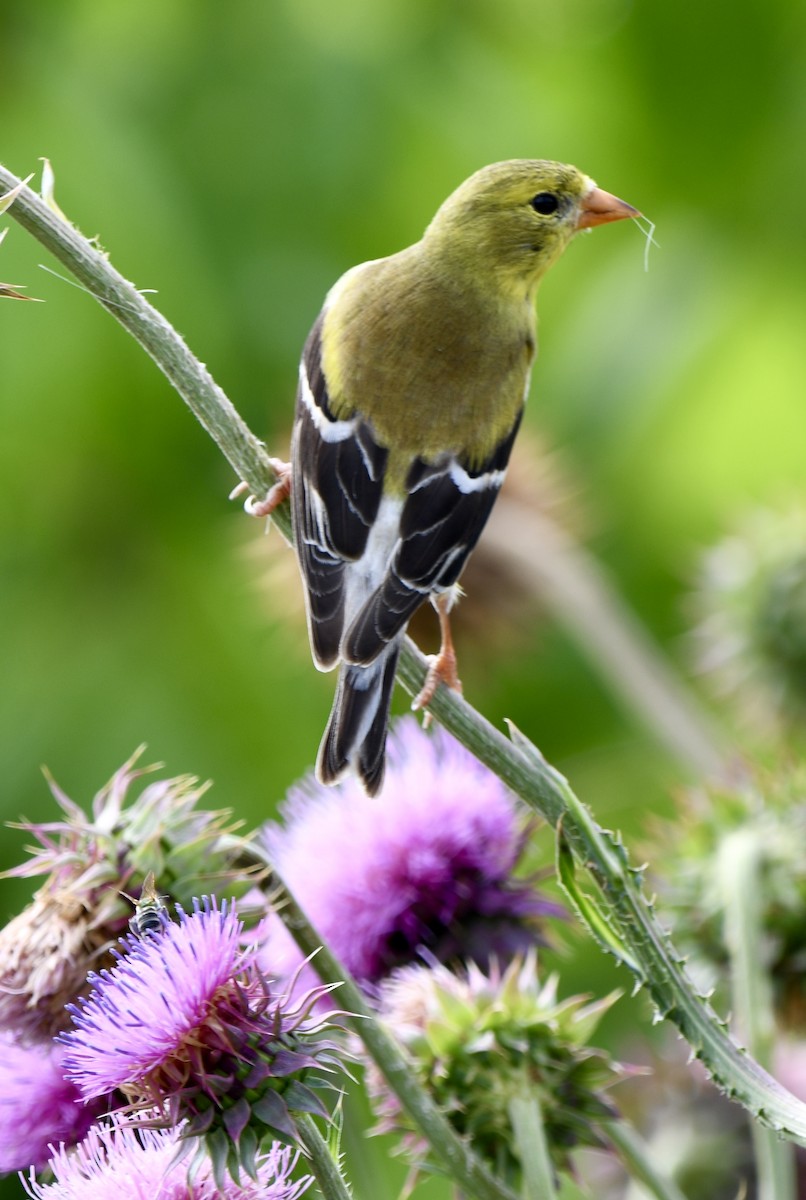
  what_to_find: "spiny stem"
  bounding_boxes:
[3,160,806,1145]
[261,852,519,1200]
[0,162,281,518]
[295,1112,354,1200]
[718,830,796,1200]
[395,646,806,1146]
[486,499,734,782]
[508,1091,558,1200]
[602,1120,688,1200]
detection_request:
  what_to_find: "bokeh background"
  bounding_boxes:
[2,0,806,1195]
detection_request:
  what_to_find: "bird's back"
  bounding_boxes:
[319,247,537,487]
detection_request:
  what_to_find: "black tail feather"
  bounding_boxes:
[316,644,400,795]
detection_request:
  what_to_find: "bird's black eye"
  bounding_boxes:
[530,192,559,215]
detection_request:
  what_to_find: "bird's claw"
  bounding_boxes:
[231,459,292,517]
[412,648,463,716]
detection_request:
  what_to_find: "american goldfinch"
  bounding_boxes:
[287,159,638,794]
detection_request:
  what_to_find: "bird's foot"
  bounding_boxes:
[412,646,463,715]
[230,459,292,517]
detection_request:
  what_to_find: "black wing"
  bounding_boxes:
[342,411,522,665]
[292,315,388,668]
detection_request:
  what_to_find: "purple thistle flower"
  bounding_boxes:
[59,899,344,1165]
[0,1031,104,1173]
[259,717,562,993]
[0,751,262,1042]
[20,1116,312,1200]
[61,899,245,1100]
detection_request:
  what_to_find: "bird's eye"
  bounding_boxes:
[530,192,559,215]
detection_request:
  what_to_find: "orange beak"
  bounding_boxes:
[576,186,640,230]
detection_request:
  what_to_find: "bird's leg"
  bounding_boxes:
[412,589,464,713]
[231,458,293,517]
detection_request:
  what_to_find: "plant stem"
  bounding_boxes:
[602,1120,688,1200]
[0,159,736,785]
[0,162,281,517]
[296,1112,354,1200]
[717,829,796,1200]
[262,852,519,1200]
[3,160,806,1145]
[393,657,806,1144]
[508,1091,558,1200]
[485,499,734,783]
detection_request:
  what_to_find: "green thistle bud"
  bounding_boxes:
[755,552,806,691]
[365,954,622,1187]
[0,750,263,1040]
[652,766,806,1027]
[690,503,806,733]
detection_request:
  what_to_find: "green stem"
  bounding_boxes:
[485,499,733,783]
[602,1120,688,1200]
[0,162,732,783]
[0,163,281,520]
[508,1091,558,1200]
[717,830,796,1200]
[392,660,806,1145]
[261,852,518,1200]
[3,161,806,1146]
[295,1112,354,1200]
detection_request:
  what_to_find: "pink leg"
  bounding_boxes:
[412,592,463,712]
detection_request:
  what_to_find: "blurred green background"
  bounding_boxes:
[2,0,806,1193]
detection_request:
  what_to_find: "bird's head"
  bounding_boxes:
[423,159,639,298]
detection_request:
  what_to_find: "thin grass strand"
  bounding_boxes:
[632,215,660,272]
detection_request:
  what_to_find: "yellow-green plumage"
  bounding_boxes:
[322,254,534,489]
[321,161,597,486]
[292,159,638,794]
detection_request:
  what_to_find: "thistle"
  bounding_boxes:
[0,1030,104,1173]
[652,766,806,1028]
[0,750,262,1040]
[20,1115,312,1200]
[689,502,806,733]
[60,897,346,1187]
[365,953,622,1186]
[259,717,563,1002]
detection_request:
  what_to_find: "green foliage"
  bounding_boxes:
[3,0,806,851]
[2,1,806,1196]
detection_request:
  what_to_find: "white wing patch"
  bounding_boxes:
[448,460,508,494]
[298,361,356,443]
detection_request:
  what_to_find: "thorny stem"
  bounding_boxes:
[3,162,806,1146]
[1,161,732,782]
[393,667,806,1145]
[507,1091,558,1200]
[295,1112,355,1200]
[602,1120,688,1200]
[718,831,796,1200]
[262,854,520,1200]
[0,163,278,510]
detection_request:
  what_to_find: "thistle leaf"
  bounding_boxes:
[556,829,639,973]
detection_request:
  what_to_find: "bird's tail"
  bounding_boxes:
[316,643,400,796]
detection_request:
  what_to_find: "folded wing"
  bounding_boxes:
[343,413,521,664]
[292,316,388,668]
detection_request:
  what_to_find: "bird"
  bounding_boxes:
[262,160,638,795]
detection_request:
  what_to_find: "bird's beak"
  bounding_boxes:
[576,186,641,230]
